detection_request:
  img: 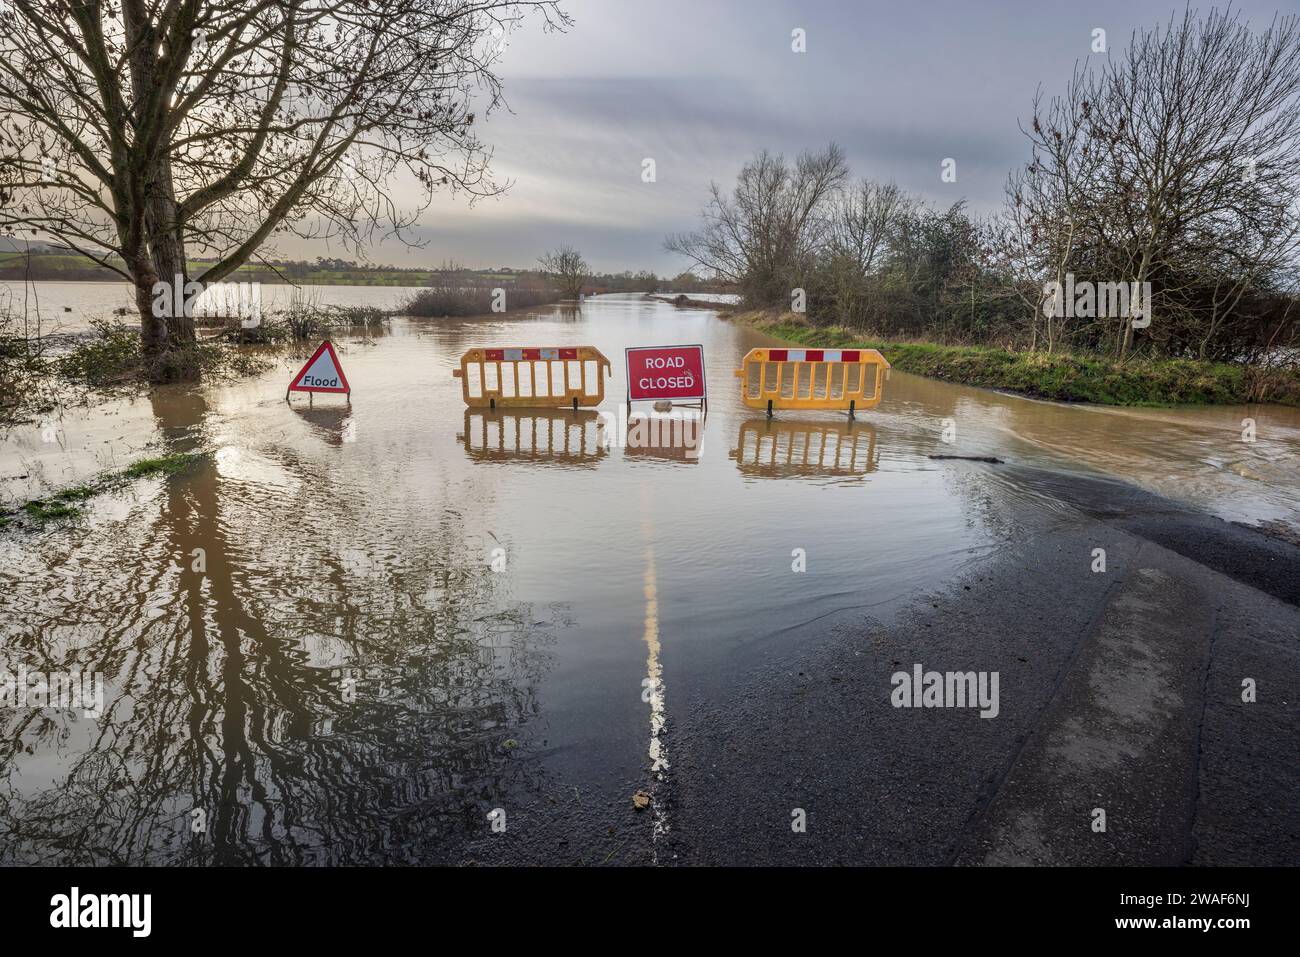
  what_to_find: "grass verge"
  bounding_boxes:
[734,311,1300,407]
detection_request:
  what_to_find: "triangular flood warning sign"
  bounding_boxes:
[288,340,350,396]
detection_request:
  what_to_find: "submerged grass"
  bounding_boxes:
[736,311,1300,407]
[122,454,202,480]
[1,451,207,527]
[23,499,83,521]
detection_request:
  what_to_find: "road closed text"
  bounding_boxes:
[625,345,707,401]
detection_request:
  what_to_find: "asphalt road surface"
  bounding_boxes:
[466,464,1299,865]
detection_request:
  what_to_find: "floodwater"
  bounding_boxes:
[1,293,1297,864]
[0,280,429,336]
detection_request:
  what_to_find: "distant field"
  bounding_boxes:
[0,252,439,286]
[0,252,117,280]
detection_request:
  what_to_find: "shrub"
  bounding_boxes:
[54,317,141,387]
[402,282,560,317]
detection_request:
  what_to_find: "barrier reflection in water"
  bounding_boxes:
[619,409,705,463]
[459,407,608,467]
[731,417,880,478]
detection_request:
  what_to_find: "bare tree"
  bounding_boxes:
[829,180,912,274]
[1010,7,1300,360]
[538,244,587,299]
[0,1,568,381]
[665,144,847,306]
[821,179,915,324]
[994,92,1104,354]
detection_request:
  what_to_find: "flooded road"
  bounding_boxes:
[1,294,1298,865]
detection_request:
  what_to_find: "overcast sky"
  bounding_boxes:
[304,0,1294,276]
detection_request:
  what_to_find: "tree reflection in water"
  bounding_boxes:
[0,389,560,864]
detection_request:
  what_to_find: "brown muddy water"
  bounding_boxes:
[1,293,1298,864]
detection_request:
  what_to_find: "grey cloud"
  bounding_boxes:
[281,0,1294,274]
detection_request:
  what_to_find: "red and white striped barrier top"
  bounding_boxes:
[765,349,874,362]
[482,348,580,361]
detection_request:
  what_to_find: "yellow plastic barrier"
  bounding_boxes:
[453,346,612,409]
[733,347,890,415]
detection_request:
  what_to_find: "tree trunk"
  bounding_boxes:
[121,7,198,384]
[139,158,198,383]
[135,263,166,368]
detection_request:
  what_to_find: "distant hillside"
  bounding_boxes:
[0,248,440,285]
[0,236,82,253]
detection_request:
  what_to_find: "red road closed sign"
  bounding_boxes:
[625,344,706,402]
